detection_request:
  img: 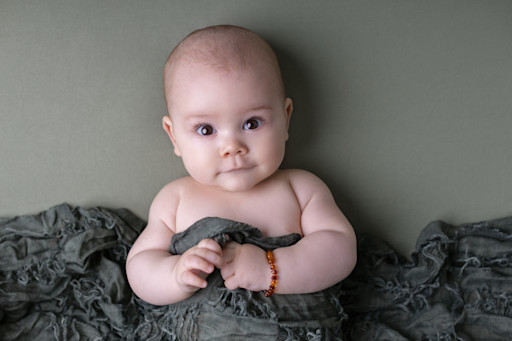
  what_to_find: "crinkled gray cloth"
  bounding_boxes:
[0,204,344,341]
[1,204,512,340]
[342,216,512,341]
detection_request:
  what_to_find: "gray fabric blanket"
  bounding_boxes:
[342,216,512,340]
[1,204,512,340]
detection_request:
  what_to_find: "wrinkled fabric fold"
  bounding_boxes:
[342,217,512,340]
[0,204,145,340]
[2,204,512,340]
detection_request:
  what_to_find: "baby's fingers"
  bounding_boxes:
[175,239,224,291]
[181,269,208,289]
[175,254,215,290]
[182,252,217,275]
[197,239,223,255]
[195,239,224,268]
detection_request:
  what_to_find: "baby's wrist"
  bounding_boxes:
[263,250,278,297]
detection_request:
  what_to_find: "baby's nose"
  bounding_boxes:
[220,136,248,157]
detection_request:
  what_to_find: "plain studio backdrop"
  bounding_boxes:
[1,0,511,256]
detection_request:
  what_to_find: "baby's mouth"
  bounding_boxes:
[222,166,254,174]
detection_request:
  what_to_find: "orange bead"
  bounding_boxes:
[263,250,278,297]
[266,251,274,263]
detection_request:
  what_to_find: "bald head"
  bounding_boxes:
[164,25,285,113]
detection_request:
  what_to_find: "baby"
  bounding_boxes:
[126,25,356,306]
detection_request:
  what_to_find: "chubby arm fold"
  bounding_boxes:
[220,170,357,294]
[126,183,223,305]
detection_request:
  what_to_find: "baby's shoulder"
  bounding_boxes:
[160,176,194,192]
[152,176,194,206]
[277,168,324,185]
[277,168,332,198]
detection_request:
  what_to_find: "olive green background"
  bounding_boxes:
[1,0,511,255]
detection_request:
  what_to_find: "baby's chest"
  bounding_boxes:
[176,187,303,237]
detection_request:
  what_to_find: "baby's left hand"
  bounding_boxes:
[220,242,270,292]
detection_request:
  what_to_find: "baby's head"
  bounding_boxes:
[162,25,293,192]
[163,25,285,112]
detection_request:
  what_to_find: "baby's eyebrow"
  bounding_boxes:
[251,104,273,110]
[184,112,215,122]
[246,105,274,114]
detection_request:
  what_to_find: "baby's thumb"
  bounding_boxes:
[223,276,239,291]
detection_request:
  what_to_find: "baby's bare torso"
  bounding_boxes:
[173,170,303,237]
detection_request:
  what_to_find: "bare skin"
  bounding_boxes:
[126,26,356,306]
[126,170,356,305]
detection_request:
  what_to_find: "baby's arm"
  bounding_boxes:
[126,183,223,305]
[221,170,356,294]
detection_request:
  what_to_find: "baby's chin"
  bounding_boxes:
[200,176,263,193]
[191,166,278,192]
[211,181,259,193]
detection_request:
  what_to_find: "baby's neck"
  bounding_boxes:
[175,171,302,237]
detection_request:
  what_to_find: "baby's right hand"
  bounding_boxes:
[173,238,223,292]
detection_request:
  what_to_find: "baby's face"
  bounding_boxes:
[165,63,292,192]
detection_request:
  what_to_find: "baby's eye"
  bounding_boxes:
[196,124,216,136]
[243,118,262,130]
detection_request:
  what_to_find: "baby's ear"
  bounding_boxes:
[284,98,293,139]
[162,115,182,157]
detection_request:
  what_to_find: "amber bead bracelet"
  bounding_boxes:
[264,250,278,297]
